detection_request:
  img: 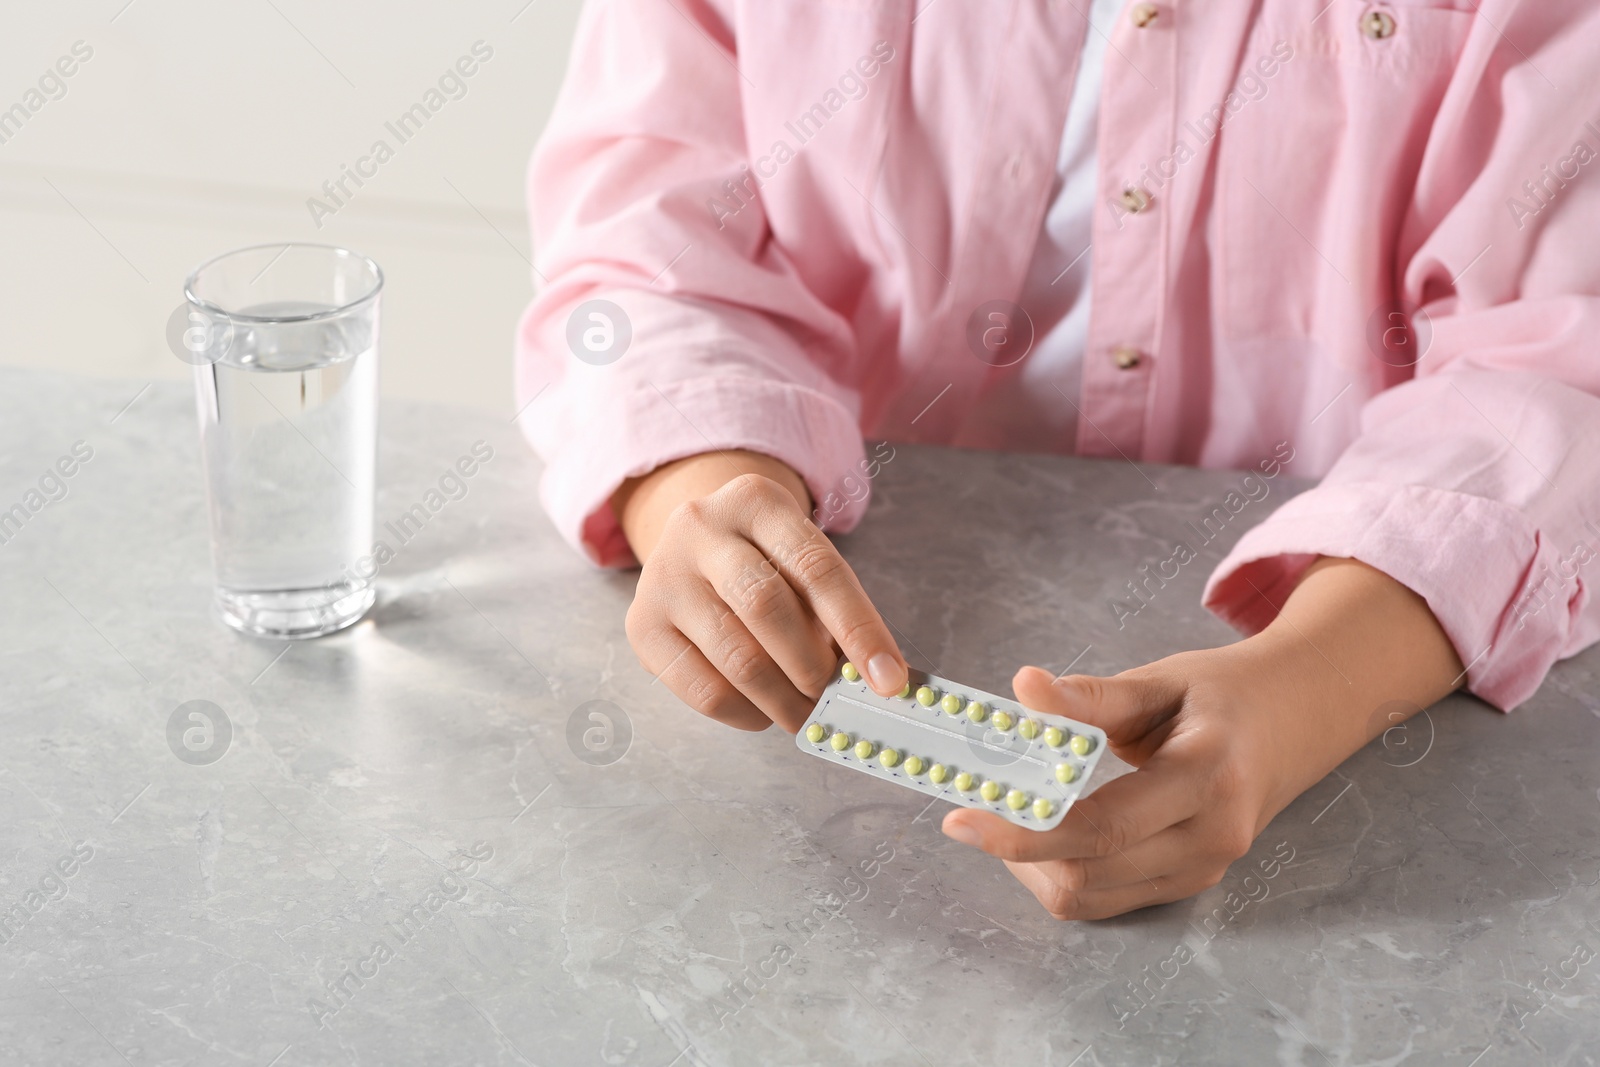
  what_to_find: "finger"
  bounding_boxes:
[941,755,1203,862]
[1003,826,1188,896]
[634,622,771,732]
[745,509,908,697]
[670,579,815,732]
[1004,860,1203,921]
[1013,665,1183,753]
[701,539,840,700]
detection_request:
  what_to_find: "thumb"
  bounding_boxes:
[1012,664,1181,747]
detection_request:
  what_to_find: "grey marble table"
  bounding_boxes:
[2,367,1598,1067]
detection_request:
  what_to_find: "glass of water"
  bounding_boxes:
[183,243,381,639]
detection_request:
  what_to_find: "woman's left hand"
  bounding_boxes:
[940,557,1464,919]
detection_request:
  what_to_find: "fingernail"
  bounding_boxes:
[942,820,981,848]
[867,653,905,694]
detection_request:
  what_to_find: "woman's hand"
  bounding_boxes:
[615,450,908,733]
[940,557,1464,919]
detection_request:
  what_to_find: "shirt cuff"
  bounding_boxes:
[536,374,869,568]
[1202,481,1547,711]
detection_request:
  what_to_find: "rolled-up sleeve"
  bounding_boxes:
[1206,369,1600,711]
[515,0,869,567]
[1204,3,1600,711]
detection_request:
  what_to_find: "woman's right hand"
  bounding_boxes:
[615,450,908,732]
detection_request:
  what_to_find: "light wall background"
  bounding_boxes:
[0,0,581,414]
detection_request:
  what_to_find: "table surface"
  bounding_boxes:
[2,367,1598,1067]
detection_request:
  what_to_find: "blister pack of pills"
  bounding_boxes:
[796,658,1106,831]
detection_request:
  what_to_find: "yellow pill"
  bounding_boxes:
[928,763,949,784]
[979,780,1001,802]
[897,681,912,699]
[916,686,938,707]
[879,748,901,769]
[1055,762,1078,785]
[954,771,975,792]
[854,739,875,760]
[965,700,988,723]
[1032,797,1054,820]
[904,755,926,776]
[941,693,963,716]
[1006,789,1028,811]
[1018,719,1041,740]
[805,723,826,744]
[841,661,860,682]
[991,710,1014,732]
[1043,726,1066,748]
[1069,733,1096,757]
[830,731,851,751]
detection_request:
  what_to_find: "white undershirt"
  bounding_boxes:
[966,0,1121,451]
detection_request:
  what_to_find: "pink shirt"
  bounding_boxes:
[515,0,1600,712]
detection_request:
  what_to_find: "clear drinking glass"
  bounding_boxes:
[184,243,382,638]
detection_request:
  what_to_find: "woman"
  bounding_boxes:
[514,0,1600,919]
